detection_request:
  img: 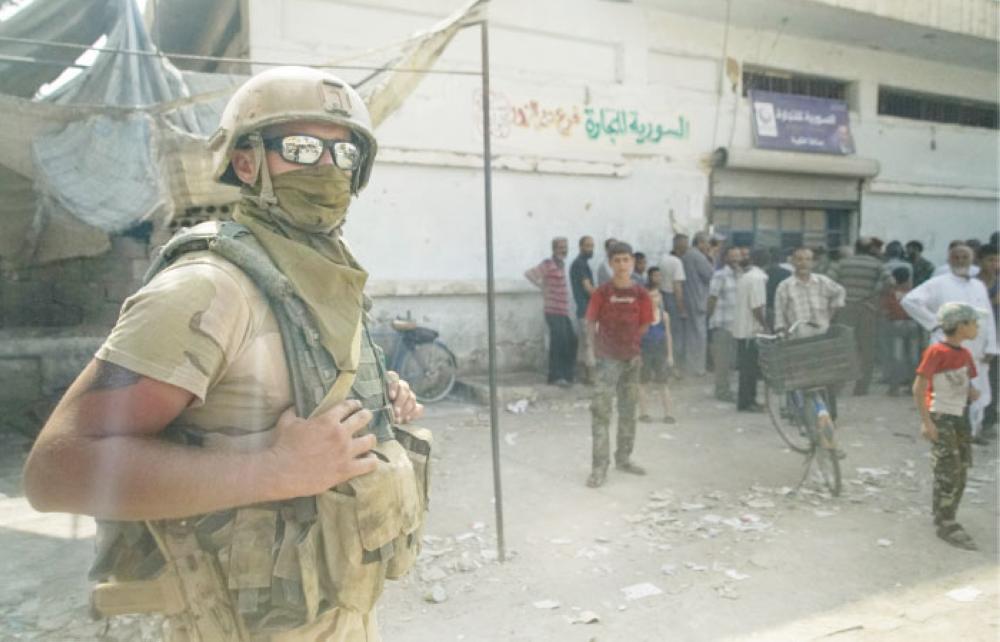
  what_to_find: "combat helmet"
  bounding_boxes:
[209,66,377,194]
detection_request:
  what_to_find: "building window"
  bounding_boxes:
[712,207,851,252]
[878,86,998,129]
[742,68,849,101]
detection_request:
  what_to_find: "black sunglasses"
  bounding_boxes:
[261,134,360,170]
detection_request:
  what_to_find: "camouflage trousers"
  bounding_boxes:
[930,412,972,525]
[590,357,641,470]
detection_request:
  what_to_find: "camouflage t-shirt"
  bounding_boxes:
[97,251,293,451]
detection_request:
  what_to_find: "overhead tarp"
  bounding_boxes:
[143,0,247,74]
[0,0,114,99]
[0,0,489,264]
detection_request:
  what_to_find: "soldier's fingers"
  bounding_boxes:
[349,452,378,477]
[349,433,377,457]
[397,395,418,421]
[323,399,365,423]
[340,408,373,434]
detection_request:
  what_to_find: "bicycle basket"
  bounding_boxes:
[757,324,858,392]
[403,326,439,344]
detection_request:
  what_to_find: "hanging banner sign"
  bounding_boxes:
[750,90,855,155]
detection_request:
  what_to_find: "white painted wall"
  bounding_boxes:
[247,0,998,370]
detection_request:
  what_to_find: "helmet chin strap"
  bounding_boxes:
[248,132,278,209]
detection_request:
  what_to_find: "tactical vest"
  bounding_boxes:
[90,221,431,638]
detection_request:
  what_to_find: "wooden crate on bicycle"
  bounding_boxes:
[758,324,858,392]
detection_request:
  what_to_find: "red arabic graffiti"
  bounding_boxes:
[511,100,582,137]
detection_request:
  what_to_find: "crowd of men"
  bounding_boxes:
[526,231,1000,448]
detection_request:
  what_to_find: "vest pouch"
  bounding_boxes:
[314,440,422,613]
[385,424,432,579]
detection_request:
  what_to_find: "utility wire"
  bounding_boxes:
[0,34,482,76]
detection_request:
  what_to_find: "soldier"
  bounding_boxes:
[584,242,654,488]
[23,67,428,640]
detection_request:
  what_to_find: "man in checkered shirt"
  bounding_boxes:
[774,247,846,338]
[774,246,848,419]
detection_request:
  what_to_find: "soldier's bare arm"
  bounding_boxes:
[23,358,376,520]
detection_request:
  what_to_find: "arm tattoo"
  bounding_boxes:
[84,360,143,392]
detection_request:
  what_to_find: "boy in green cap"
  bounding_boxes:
[912,302,982,550]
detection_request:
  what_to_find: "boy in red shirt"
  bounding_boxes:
[584,242,654,488]
[912,302,982,550]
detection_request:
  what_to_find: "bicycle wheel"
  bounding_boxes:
[765,384,812,453]
[800,392,842,496]
[398,340,457,403]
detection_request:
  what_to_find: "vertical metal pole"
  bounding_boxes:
[480,19,505,563]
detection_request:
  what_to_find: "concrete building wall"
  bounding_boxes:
[247,0,998,370]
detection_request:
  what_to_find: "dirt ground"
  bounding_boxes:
[1,375,997,641]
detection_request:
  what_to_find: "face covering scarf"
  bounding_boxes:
[233,165,368,412]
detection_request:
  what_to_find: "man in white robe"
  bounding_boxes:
[902,245,998,438]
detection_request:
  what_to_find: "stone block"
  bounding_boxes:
[53,280,105,310]
[105,279,139,303]
[110,235,150,260]
[86,302,124,328]
[130,258,152,281]
[0,357,42,404]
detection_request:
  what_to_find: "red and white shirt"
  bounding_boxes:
[916,342,978,417]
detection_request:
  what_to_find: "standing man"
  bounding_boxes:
[23,67,425,640]
[659,234,688,376]
[829,237,888,395]
[733,248,770,412]
[976,243,999,436]
[902,244,998,442]
[632,252,648,285]
[707,246,742,401]
[596,237,617,286]
[584,242,654,488]
[570,235,597,384]
[906,240,935,287]
[681,232,715,376]
[526,237,577,387]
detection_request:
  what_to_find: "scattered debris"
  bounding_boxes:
[424,584,448,604]
[568,611,601,624]
[946,587,982,603]
[620,582,663,601]
[724,569,750,581]
[504,432,519,446]
[533,600,561,610]
[505,399,530,414]
[877,539,893,547]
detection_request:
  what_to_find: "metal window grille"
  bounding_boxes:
[742,69,848,100]
[711,208,851,252]
[878,87,998,129]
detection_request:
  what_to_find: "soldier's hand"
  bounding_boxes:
[386,370,424,424]
[267,400,377,498]
[920,420,938,443]
[969,388,981,402]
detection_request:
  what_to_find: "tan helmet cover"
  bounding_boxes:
[209,66,377,193]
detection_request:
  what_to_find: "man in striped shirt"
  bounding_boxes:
[526,237,577,386]
[829,237,890,395]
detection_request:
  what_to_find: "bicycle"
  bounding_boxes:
[377,315,458,403]
[756,321,858,496]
